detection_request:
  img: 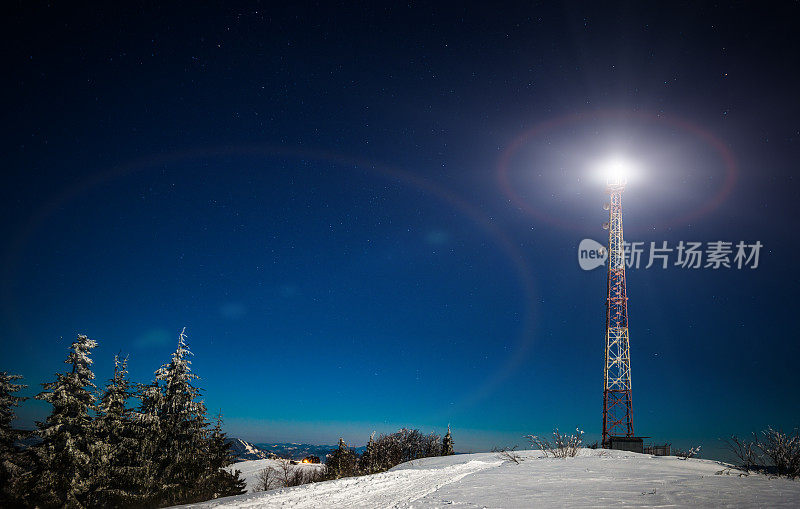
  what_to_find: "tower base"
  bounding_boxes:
[604,436,644,453]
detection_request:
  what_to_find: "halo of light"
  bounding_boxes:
[496,110,738,232]
[596,155,634,187]
[1,144,540,419]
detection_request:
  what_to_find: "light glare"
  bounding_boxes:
[600,156,633,186]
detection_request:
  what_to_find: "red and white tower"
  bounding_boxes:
[602,170,634,448]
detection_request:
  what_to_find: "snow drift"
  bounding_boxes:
[178,449,800,508]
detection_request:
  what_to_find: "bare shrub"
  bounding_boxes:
[287,467,306,487]
[367,428,442,474]
[255,461,326,491]
[255,465,279,491]
[278,459,294,486]
[524,428,583,458]
[757,427,800,478]
[286,465,310,487]
[674,445,701,460]
[492,445,523,464]
[303,466,326,484]
[726,435,759,472]
[725,427,800,478]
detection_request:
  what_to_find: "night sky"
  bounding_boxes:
[2,3,799,459]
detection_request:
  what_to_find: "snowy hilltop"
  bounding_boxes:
[225,439,279,462]
[177,449,800,508]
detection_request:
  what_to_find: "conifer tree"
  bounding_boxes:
[133,379,164,506]
[326,437,358,479]
[359,432,376,474]
[31,334,98,508]
[94,355,139,507]
[441,425,454,456]
[153,328,210,505]
[0,371,27,506]
[198,413,246,500]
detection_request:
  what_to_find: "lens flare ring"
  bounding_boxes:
[496,110,738,232]
[2,145,540,420]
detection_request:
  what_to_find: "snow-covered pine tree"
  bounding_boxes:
[326,437,358,479]
[0,371,27,506]
[359,432,376,474]
[132,379,164,506]
[330,437,346,479]
[197,412,246,500]
[30,334,98,508]
[152,328,210,505]
[93,355,140,507]
[441,425,454,456]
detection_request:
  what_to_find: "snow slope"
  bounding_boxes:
[228,458,324,492]
[181,449,800,508]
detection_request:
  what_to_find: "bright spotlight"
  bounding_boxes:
[600,156,633,188]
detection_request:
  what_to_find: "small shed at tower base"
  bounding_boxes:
[606,436,644,453]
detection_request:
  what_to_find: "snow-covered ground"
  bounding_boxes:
[181,449,800,508]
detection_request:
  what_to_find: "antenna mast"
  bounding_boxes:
[602,173,634,447]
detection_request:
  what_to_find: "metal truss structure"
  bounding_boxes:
[602,174,634,448]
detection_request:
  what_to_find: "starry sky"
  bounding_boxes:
[2,3,799,459]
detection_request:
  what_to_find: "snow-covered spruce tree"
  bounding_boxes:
[0,371,27,506]
[359,432,376,474]
[152,328,211,505]
[132,379,164,506]
[197,412,246,500]
[93,355,140,507]
[325,438,358,479]
[441,425,454,456]
[30,334,98,508]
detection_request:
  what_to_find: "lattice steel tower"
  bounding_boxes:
[601,172,634,448]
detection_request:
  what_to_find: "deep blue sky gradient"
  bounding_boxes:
[2,3,798,459]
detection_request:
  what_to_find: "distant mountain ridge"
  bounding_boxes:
[255,442,367,460]
[227,438,368,462]
[225,438,279,462]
